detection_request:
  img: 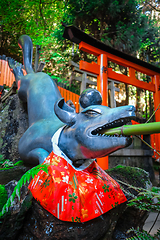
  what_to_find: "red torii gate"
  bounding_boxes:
[63,25,160,170]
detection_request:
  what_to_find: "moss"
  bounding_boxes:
[14,160,23,166]
[0,185,8,212]
[20,191,33,213]
[106,165,151,189]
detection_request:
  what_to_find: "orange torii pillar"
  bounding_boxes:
[80,45,109,169]
[153,75,160,159]
[96,54,109,169]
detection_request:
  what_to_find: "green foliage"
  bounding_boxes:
[0,163,48,218]
[117,178,160,212]
[116,178,160,239]
[0,154,23,169]
[1,0,159,66]
[3,85,10,91]
[65,0,158,55]
[0,0,68,62]
[126,227,160,240]
[0,159,14,168]
[0,155,13,168]
[0,185,8,212]
[153,162,160,172]
[13,160,23,166]
[0,154,5,165]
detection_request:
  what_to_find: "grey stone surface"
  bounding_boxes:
[0,94,28,162]
[0,180,32,240]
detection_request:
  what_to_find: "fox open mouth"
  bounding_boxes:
[91,117,136,137]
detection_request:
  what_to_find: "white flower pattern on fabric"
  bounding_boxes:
[99,191,104,198]
[44,159,50,164]
[85,178,93,184]
[95,209,99,214]
[62,175,69,184]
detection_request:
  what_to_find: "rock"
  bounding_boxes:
[0,94,28,162]
[18,199,125,240]
[108,166,151,239]
[16,166,151,240]
[0,165,30,185]
[0,94,30,186]
[109,135,155,182]
[0,180,32,240]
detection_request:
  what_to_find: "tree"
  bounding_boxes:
[138,0,160,66]
[0,0,65,60]
[0,0,159,79]
[64,0,159,56]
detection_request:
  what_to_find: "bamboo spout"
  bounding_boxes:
[104,122,160,136]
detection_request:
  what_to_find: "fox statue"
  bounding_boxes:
[9,35,136,223]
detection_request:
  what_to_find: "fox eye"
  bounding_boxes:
[83,110,101,117]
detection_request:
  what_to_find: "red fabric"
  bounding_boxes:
[29,151,127,222]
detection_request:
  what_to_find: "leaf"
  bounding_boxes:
[16,188,20,201]
[0,163,49,218]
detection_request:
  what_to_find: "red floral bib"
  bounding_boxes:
[29,151,127,222]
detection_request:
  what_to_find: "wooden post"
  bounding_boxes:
[80,72,87,93]
[109,80,116,108]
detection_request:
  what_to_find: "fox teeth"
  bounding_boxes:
[92,117,133,136]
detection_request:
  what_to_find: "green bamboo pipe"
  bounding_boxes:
[104,122,160,136]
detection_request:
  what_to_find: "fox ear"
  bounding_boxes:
[54,98,77,126]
